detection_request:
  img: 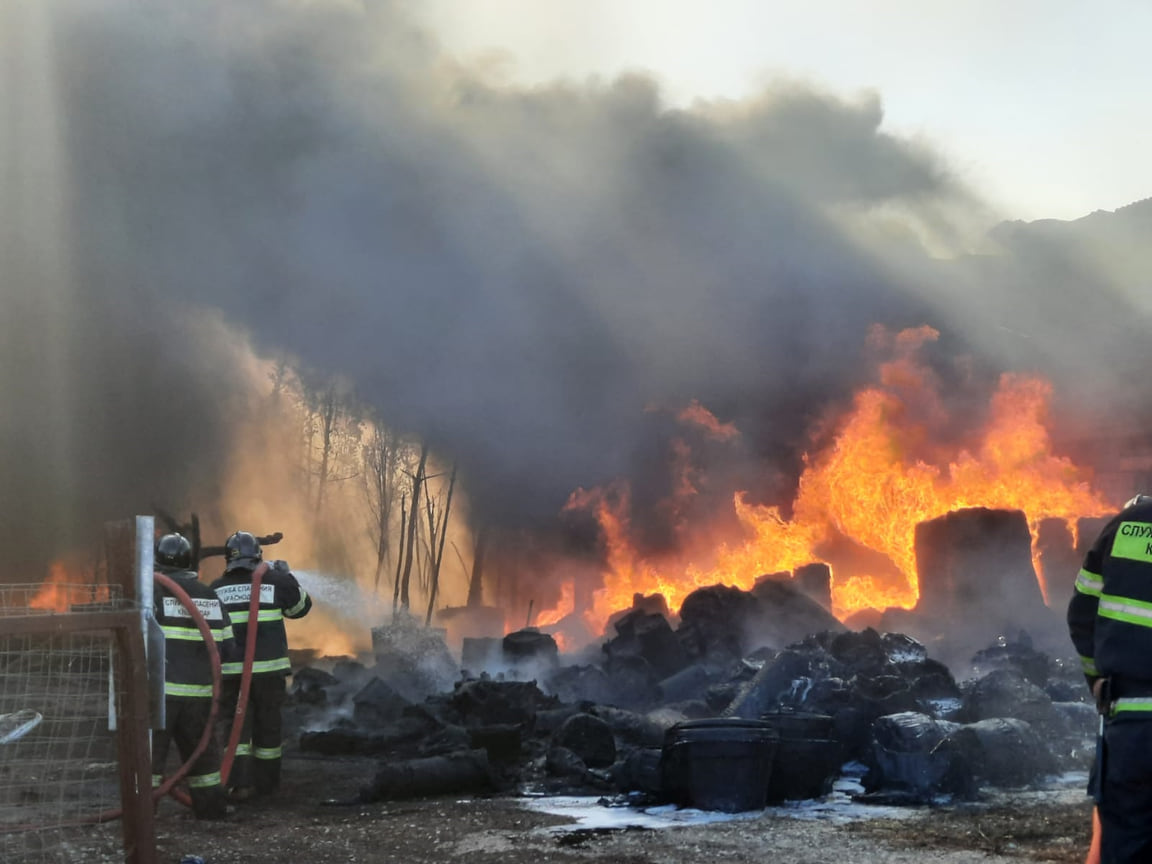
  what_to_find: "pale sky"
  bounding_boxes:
[417,0,1152,221]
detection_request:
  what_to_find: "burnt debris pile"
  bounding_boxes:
[289,580,1095,811]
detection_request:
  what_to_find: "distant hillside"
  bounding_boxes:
[989,196,1152,274]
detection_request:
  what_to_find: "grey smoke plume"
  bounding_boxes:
[3,0,1151,575]
[0,4,252,573]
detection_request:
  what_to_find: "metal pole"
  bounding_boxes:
[135,516,165,729]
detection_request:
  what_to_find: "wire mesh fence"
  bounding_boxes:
[0,584,145,863]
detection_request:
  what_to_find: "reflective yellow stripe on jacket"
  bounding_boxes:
[220,656,292,676]
[285,590,310,618]
[161,625,233,642]
[1098,593,1152,629]
[1076,568,1104,597]
[165,682,213,698]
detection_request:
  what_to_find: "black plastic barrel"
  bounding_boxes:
[760,711,841,803]
[660,718,779,812]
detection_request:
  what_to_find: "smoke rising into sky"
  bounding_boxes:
[3,0,1151,577]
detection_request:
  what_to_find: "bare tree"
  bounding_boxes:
[310,382,362,520]
[291,377,362,522]
[363,422,402,595]
[268,357,294,407]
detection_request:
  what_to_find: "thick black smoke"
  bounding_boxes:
[4,0,1151,575]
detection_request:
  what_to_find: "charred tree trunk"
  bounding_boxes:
[466,525,488,609]
[425,462,457,626]
[398,444,428,613]
[392,494,407,613]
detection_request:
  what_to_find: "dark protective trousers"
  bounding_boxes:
[1097,717,1152,862]
[220,674,287,795]
[151,696,227,819]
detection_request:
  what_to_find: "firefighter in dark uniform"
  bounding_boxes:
[210,530,312,799]
[1068,494,1152,863]
[152,533,234,820]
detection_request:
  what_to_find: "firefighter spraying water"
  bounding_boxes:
[211,531,312,801]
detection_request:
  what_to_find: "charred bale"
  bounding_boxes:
[1037,517,1082,613]
[1076,516,1111,558]
[656,664,713,704]
[676,585,761,664]
[677,583,842,667]
[461,637,504,673]
[546,745,590,779]
[351,677,413,726]
[868,711,974,801]
[604,611,688,680]
[794,562,833,611]
[450,678,555,730]
[748,578,845,649]
[332,658,371,683]
[299,711,441,757]
[902,659,964,716]
[502,628,559,669]
[704,681,743,715]
[535,705,587,736]
[914,508,1053,652]
[969,633,1050,687]
[359,749,495,801]
[723,650,825,719]
[605,593,677,634]
[415,723,473,757]
[371,615,460,702]
[602,653,661,709]
[467,724,523,765]
[960,668,1060,735]
[821,628,924,677]
[612,747,664,797]
[1046,657,1094,703]
[554,713,617,768]
[1048,701,1099,769]
[545,664,615,705]
[590,705,677,748]
[946,717,1055,787]
[291,667,338,706]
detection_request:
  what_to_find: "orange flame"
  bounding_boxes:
[29,560,110,612]
[536,581,575,628]
[571,327,1114,634]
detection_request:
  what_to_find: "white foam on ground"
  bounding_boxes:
[522,796,763,832]
[521,769,1093,833]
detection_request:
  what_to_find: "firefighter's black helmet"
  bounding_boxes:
[224,531,262,572]
[156,533,193,570]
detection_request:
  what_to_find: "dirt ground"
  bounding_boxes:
[126,751,1097,864]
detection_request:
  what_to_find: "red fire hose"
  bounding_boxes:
[154,562,267,807]
[220,561,267,787]
[149,571,222,810]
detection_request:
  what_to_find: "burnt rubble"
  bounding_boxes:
[289,580,1097,811]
